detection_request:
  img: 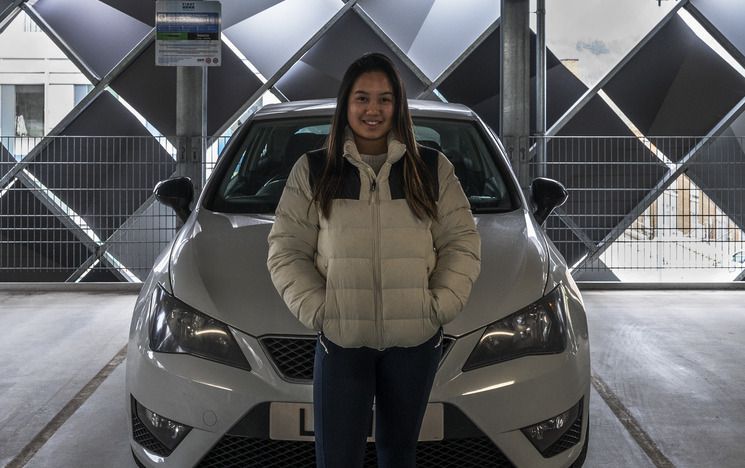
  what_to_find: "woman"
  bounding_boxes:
[267,53,481,468]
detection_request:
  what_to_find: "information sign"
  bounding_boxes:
[155,1,222,67]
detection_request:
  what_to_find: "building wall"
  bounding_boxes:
[0,11,89,138]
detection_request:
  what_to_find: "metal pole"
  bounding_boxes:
[500,0,531,189]
[536,0,547,178]
[176,65,207,219]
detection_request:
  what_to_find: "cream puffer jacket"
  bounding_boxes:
[267,129,481,349]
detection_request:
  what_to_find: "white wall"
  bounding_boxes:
[0,10,90,136]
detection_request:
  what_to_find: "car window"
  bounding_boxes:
[207,117,517,214]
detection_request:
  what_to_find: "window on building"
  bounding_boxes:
[73,84,94,106]
[15,85,44,137]
[23,14,42,33]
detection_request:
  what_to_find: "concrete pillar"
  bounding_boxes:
[176,66,207,206]
[500,0,531,188]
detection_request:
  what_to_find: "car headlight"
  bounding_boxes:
[463,285,567,371]
[149,284,251,371]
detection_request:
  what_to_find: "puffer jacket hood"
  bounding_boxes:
[267,131,481,349]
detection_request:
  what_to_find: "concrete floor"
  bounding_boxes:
[1,290,744,468]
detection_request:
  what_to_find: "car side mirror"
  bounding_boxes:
[154,177,194,223]
[531,177,568,225]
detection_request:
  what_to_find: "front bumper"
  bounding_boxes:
[127,327,590,468]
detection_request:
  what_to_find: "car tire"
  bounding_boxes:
[571,418,590,468]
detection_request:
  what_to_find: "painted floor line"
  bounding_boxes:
[591,373,676,468]
[6,345,128,468]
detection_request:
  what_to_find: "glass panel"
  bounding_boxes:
[205,89,282,180]
[414,118,514,212]
[16,85,44,137]
[1,85,15,137]
[74,84,93,106]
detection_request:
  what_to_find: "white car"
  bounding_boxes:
[126,99,591,468]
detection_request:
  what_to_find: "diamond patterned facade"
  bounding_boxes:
[0,0,744,281]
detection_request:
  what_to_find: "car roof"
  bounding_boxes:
[253,98,477,121]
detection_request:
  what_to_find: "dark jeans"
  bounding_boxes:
[313,328,443,468]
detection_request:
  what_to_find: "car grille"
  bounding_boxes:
[197,403,514,467]
[543,398,584,458]
[261,336,455,382]
[131,407,172,457]
[197,437,513,467]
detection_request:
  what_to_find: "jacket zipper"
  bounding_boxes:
[368,168,383,349]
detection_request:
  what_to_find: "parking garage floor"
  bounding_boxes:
[1,289,744,468]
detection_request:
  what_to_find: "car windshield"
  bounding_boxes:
[207,117,518,214]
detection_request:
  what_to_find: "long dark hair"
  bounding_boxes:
[312,53,438,221]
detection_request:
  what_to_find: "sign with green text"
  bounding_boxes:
[155,1,222,66]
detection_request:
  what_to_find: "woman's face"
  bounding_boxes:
[346,71,395,154]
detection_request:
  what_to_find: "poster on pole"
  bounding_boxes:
[155,1,222,67]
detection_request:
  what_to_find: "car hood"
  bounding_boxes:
[169,208,548,337]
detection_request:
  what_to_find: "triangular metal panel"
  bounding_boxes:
[274,10,427,101]
[224,0,342,79]
[544,215,590,267]
[31,0,151,79]
[0,142,14,180]
[26,92,175,240]
[79,266,121,282]
[358,0,499,81]
[1,0,16,19]
[572,259,620,282]
[0,180,90,281]
[206,42,264,135]
[547,95,667,255]
[98,0,156,27]
[688,0,745,66]
[102,0,286,29]
[438,27,586,134]
[103,198,176,281]
[110,41,261,136]
[213,0,284,29]
[99,0,287,29]
[685,114,745,231]
[556,95,637,137]
[359,0,435,53]
[604,13,745,160]
[110,42,176,135]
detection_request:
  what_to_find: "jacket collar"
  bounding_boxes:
[342,126,407,167]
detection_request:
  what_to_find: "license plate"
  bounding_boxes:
[269,402,444,442]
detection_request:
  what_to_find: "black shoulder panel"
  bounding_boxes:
[388,159,405,200]
[306,149,326,189]
[306,149,360,200]
[419,145,440,200]
[389,145,440,201]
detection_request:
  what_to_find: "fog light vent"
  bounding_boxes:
[132,396,192,456]
[521,398,583,457]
